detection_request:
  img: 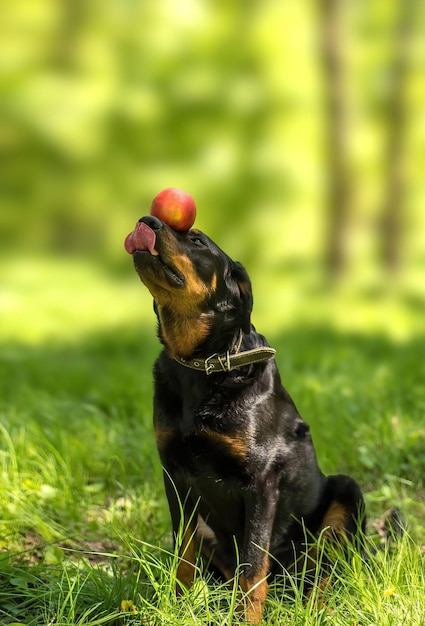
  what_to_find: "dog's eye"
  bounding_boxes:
[190,236,205,247]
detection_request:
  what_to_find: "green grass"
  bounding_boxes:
[1,255,425,625]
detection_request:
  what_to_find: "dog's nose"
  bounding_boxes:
[139,215,163,231]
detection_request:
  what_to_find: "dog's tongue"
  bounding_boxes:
[124,222,159,255]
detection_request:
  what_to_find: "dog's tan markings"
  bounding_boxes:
[319,501,348,539]
[173,254,211,303]
[147,251,217,359]
[176,514,198,593]
[138,249,211,309]
[302,501,350,606]
[306,501,349,574]
[239,561,270,625]
[154,426,176,452]
[238,278,251,298]
[158,308,212,359]
[202,430,248,460]
[211,271,217,292]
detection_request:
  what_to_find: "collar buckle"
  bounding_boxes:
[204,353,218,375]
[217,350,232,373]
[204,351,232,375]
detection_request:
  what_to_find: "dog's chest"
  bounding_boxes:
[162,419,248,532]
[155,383,251,478]
[156,417,249,478]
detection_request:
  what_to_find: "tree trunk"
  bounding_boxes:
[380,1,415,273]
[319,0,350,278]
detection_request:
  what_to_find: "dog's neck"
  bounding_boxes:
[155,299,246,360]
[155,305,276,375]
[154,305,211,359]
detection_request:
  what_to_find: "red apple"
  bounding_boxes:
[150,188,196,231]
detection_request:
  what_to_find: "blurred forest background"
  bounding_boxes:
[1,0,425,340]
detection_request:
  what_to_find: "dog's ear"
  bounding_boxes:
[228,261,253,334]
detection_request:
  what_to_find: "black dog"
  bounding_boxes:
[125,215,365,623]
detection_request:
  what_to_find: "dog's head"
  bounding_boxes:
[125,215,253,359]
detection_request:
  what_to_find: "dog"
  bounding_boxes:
[125,215,365,623]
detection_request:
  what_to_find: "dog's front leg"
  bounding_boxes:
[163,470,198,593]
[175,509,198,593]
[238,478,279,624]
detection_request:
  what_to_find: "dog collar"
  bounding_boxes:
[174,346,276,375]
